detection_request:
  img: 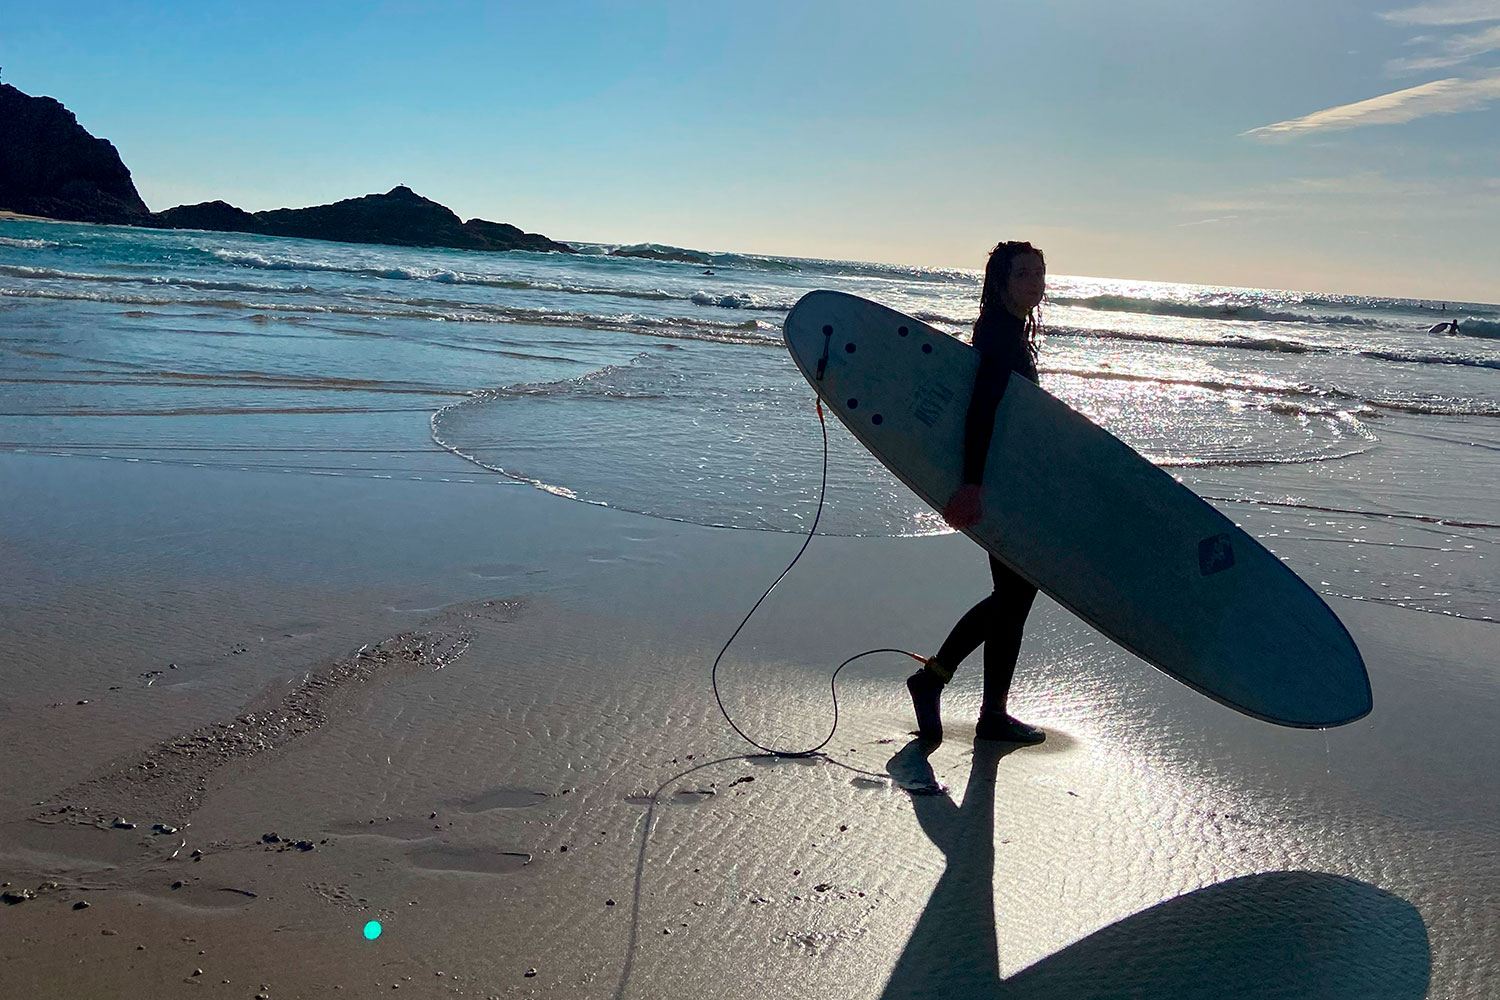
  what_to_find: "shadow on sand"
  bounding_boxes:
[880,739,1430,1000]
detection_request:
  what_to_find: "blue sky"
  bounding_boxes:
[5,1,1498,301]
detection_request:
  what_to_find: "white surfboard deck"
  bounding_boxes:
[784,290,1370,728]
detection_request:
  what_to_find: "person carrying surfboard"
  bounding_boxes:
[907,241,1048,745]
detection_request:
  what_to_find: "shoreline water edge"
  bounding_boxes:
[2,215,1497,998]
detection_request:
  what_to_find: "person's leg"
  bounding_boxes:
[932,593,997,680]
[975,556,1044,744]
[978,556,1037,718]
[908,573,998,742]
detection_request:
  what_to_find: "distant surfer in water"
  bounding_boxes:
[907,241,1048,745]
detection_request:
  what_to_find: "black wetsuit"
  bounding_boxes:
[931,309,1038,717]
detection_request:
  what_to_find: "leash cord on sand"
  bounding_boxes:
[618,411,918,998]
[710,398,925,758]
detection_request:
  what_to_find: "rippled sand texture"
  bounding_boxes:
[2,452,1496,999]
[5,215,1496,998]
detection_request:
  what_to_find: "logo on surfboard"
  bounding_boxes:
[1198,533,1236,576]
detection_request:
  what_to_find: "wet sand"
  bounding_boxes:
[1,451,1495,998]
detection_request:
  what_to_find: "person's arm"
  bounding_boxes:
[961,350,1009,486]
[943,351,1010,528]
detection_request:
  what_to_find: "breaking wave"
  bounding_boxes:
[1048,293,1379,327]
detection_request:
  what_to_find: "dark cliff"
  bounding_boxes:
[0,83,151,223]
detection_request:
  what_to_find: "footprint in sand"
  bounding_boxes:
[406,845,532,875]
[137,880,259,912]
[624,789,716,806]
[466,563,546,582]
[326,789,550,842]
[458,788,551,813]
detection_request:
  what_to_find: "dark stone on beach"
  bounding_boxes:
[2,889,33,904]
[814,882,833,892]
[262,832,281,843]
[171,881,184,889]
[73,899,90,910]
[292,840,315,851]
[0,83,152,223]
[609,246,711,265]
[111,817,135,829]
[524,968,537,978]
[153,823,178,835]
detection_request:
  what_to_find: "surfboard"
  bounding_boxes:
[783,290,1371,728]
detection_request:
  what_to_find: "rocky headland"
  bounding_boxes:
[153,186,574,254]
[0,82,151,224]
[0,82,572,254]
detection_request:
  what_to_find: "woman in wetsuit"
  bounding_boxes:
[906,241,1048,744]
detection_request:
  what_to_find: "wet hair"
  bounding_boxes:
[974,240,1044,367]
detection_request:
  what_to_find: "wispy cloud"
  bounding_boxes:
[1243,73,1500,138]
[1174,215,1240,227]
[1379,1,1500,27]
[1387,24,1500,72]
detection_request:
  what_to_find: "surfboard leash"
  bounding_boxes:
[710,397,925,758]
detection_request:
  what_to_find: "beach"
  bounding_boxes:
[2,217,1498,998]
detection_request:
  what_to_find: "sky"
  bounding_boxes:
[4,0,1499,302]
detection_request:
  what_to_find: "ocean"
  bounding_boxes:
[2,217,1497,623]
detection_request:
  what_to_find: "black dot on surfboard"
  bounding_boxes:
[898,326,909,336]
[845,343,856,353]
[872,414,883,425]
[847,398,858,409]
[822,325,833,335]
[922,343,933,354]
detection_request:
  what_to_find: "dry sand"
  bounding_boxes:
[1,451,1495,998]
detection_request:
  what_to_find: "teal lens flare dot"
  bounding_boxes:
[364,920,382,940]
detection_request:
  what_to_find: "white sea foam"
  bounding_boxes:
[0,236,64,249]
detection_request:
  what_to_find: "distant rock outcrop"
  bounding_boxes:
[0,82,573,254]
[0,82,151,223]
[610,246,711,265]
[152,187,573,254]
[200,186,571,253]
[153,200,266,234]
